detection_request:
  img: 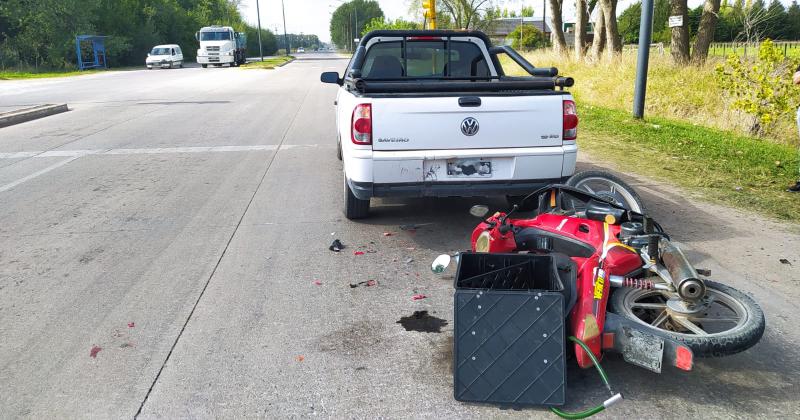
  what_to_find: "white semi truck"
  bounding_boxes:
[195,26,246,68]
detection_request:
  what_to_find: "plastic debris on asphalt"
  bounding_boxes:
[354,251,365,256]
[383,232,393,236]
[313,280,322,286]
[90,345,102,358]
[350,280,377,288]
[412,294,427,301]
[780,258,791,265]
[295,355,305,362]
[127,322,135,328]
[329,239,344,252]
[399,223,433,232]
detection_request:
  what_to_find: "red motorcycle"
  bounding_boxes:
[436,172,765,376]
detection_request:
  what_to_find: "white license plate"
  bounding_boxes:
[446,159,492,178]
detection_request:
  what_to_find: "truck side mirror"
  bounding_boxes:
[195,32,199,41]
[320,72,342,85]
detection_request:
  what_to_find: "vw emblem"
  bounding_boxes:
[461,117,479,136]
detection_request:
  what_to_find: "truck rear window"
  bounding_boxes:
[361,40,491,79]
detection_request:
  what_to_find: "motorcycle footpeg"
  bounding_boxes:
[602,312,694,373]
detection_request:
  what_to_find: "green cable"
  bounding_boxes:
[549,336,622,420]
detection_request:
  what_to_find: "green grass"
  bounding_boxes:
[514,50,799,146]
[0,69,103,80]
[580,104,800,222]
[241,56,294,69]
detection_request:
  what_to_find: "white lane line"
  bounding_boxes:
[0,156,80,193]
[0,144,322,159]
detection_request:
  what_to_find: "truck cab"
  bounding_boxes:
[196,26,247,68]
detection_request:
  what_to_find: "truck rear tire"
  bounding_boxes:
[201,64,207,68]
[343,172,369,219]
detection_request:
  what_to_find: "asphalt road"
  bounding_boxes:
[1,52,799,419]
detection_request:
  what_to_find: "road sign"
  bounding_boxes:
[668,15,683,28]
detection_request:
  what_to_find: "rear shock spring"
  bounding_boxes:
[622,277,655,290]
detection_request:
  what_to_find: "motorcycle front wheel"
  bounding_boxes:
[610,280,765,357]
[566,171,645,213]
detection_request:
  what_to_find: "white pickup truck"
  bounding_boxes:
[321,30,578,219]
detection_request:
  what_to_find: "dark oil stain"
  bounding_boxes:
[397,311,448,333]
[317,321,384,356]
[433,335,454,376]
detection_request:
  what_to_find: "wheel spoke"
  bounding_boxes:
[673,317,709,336]
[630,302,667,309]
[581,185,595,194]
[650,310,669,327]
[689,317,739,323]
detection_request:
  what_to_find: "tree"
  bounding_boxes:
[362,17,421,35]
[509,25,548,50]
[787,2,800,41]
[599,0,622,55]
[691,0,722,63]
[548,0,568,53]
[439,0,492,29]
[670,0,690,64]
[591,7,607,59]
[574,0,589,59]
[329,0,383,50]
[521,5,535,17]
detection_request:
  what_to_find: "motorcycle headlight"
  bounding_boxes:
[475,230,491,253]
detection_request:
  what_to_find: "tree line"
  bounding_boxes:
[619,0,800,46]
[0,0,287,70]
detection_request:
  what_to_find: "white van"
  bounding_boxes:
[146,44,183,69]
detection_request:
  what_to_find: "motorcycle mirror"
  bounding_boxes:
[431,254,451,274]
[469,205,490,218]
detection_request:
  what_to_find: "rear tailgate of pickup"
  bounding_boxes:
[370,94,565,150]
[363,93,574,187]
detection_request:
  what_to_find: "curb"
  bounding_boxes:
[0,104,69,128]
[275,57,295,67]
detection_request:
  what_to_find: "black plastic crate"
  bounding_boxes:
[453,253,566,406]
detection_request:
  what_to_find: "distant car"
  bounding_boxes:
[297,47,305,53]
[146,44,183,69]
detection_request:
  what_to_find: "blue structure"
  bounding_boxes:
[75,35,108,70]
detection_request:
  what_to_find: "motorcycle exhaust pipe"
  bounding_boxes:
[659,239,706,301]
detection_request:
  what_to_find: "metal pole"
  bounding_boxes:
[633,0,654,119]
[542,0,546,39]
[255,0,264,61]
[281,0,290,56]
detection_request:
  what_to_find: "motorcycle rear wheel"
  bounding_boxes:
[610,280,765,357]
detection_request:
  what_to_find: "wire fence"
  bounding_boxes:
[622,41,800,60]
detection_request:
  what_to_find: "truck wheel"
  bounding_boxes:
[201,64,207,68]
[343,172,369,219]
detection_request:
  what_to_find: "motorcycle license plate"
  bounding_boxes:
[446,159,492,178]
[622,327,665,373]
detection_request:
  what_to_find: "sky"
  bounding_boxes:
[238,0,797,43]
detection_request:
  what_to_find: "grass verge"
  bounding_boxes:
[0,69,102,80]
[580,104,800,222]
[241,56,294,70]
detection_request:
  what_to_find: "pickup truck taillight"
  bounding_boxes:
[351,104,372,145]
[563,100,578,141]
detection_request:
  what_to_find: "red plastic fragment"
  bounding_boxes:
[412,294,427,301]
[90,345,102,358]
[128,322,135,328]
[383,232,393,236]
[312,280,322,286]
[366,280,376,286]
[354,251,365,256]
[295,355,305,362]
[676,345,693,371]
